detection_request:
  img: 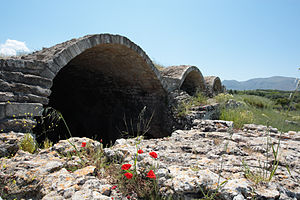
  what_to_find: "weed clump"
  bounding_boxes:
[19,133,38,154]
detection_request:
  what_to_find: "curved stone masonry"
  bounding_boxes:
[204,76,224,97]
[0,34,171,143]
[160,65,206,95]
[0,34,223,143]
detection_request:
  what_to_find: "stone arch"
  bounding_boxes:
[161,65,206,95]
[204,76,223,97]
[0,34,171,144]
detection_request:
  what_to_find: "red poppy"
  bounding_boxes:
[81,142,86,147]
[121,164,132,170]
[111,185,117,190]
[149,151,158,159]
[124,172,133,179]
[138,149,144,154]
[127,195,131,199]
[146,170,156,179]
[100,139,103,143]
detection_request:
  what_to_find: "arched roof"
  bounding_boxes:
[161,65,206,94]
[22,34,167,94]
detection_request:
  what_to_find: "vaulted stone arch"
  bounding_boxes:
[204,76,223,97]
[0,34,171,144]
[161,65,206,95]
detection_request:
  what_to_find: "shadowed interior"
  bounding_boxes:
[213,78,222,94]
[36,44,169,144]
[180,71,205,95]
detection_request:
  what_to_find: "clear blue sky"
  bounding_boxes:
[1,0,299,81]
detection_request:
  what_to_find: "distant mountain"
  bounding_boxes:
[223,76,299,91]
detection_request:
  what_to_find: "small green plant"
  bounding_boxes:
[176,101,193,117]
[192,92,208,105]
[42,138,53,149]
[214,93,233,104]
[19,133,38,154]
[121,106,154,138]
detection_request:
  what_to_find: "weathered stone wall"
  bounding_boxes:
[0,59,49,132]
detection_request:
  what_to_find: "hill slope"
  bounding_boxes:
[223,76,298,91]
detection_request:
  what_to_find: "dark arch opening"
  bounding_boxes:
[180,71,204,96]
[213,78,222,94]
[34,44,169,145]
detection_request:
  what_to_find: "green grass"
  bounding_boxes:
[219,94,300,132]
[220,108,254,129]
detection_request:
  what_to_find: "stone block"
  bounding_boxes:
[0,103,6,119]
[5,103,43,117]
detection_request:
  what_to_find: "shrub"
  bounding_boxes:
[19,133,38,154]
[220,108,254,129]
[295,102,300,110]
[43,138,53,149]
[192,92,208,105]
[214,93,233,104]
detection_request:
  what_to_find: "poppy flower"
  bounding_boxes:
[138,149,144,154]
[146,170,156,179]
[100,139,103,143]
[124,172,133,179]
[111,185,117,190]
[81,142,86,147]
[121,164,132,170]
[149,151,158,159]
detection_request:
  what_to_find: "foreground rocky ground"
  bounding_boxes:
[0,121,300,200]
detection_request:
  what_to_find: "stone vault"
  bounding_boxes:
[0,34,224,143]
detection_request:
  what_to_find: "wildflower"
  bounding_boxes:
[81,142,86,147]
[149,151,158,159]
[121,164,132,170]
[124,172,133,179]
[146,170,156,179]
[127,195,131,199]
[138,149,144,154]
[111,185,117,190]
[100,139,103,143]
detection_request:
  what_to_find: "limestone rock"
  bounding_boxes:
[1,122,300,200]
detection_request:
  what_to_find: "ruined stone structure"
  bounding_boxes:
[0,34,224,142]
[160,65,206,95]
[204,76,224,97]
